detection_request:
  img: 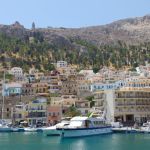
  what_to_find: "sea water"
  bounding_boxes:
[0,132,150,150]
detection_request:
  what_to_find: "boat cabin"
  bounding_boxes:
[67,116,106,128]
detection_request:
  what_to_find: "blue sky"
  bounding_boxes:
[0,0,150,28]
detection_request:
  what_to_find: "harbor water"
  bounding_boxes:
[0,133,150,150]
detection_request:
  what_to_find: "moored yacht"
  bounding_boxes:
[57,112,112,138]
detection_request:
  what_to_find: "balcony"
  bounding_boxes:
[116,103,136,106]
[27,113,46,118]
[76,105,90,108]
[115,109,136,113]
[116,94,150,99]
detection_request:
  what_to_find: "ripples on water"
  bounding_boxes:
[0,133,150,150]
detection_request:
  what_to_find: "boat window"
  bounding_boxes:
[85,120,92,128]
[93,121,105,126]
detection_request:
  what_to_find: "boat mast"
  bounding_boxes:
[2,70,5,120]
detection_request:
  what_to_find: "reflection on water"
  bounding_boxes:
[0,133,150,150]
[60,138,88,150]
[0,133,10,142]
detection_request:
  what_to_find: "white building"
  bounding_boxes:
[9,67,23,77]
[79,70,94,76]
[90,80,125,92]
[57,61,67,68]
[75,100,91,115]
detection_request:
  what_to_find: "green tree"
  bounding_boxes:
[85,96,95,108]
[93,66,99,74]
[64,106,81,117]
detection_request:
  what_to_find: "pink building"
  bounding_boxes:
[47,106,62,125]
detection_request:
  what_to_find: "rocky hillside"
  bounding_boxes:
[38,15,150,46]
[0,15,150,71]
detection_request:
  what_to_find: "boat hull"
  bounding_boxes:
[24,128,37,132]
[43,127,60,136]
[46,129,60,136]
[0,127,12,132]
[112,127,138,133]
[59,126,112,138]
[12,128,25,132]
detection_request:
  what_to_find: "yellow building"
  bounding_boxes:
[94,87,150,125]
[32,83,49,96]
[26,98,47,125]
[115,87,150,124]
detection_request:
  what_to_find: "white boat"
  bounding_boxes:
[0,125,12,132]
[43,118,70,136]
[43,125,60,136]
[111,122,123,128]
[140,121,150,133]
[11,127,25,132]
[36,127,47,132]
[24,127,37,132]
[58,112,112,138]
[112,127,137,133]
[0,120,12,132]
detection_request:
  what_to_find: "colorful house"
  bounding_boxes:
[26,97,47,125]
[47,106,62,125]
